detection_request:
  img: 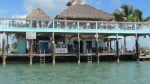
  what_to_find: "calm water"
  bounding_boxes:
[0,62,150,84]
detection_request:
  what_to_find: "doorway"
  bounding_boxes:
[74,41,83,53]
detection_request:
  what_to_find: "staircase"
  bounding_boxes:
[40,50,45,64]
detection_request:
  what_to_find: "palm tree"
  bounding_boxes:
[113,4,143,22]
[113,4,134,21]
[133,9,143,22]
[143,16,150,22]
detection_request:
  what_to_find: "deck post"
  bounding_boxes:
[2,32,6,65]
[52,21,55,29]
[30,20,32,28]
[110,38,112,50]
[96,22,98,30]
[124,36,126,50]
[77,33,80,64]
[95,33,99,63]
[29,39,33,65]
[107,37,110,52]
[136,34,139,61]
[121,38,124,53]
[116,33,119,62]
[6,33,9,54]
[114,40,116,51]
[52,32,55,64]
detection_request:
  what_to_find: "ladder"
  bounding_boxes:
[88,55,92,63]
[40,50,45,64]
[87,49,92,63]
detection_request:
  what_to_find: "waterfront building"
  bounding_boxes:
[0,0,149,65]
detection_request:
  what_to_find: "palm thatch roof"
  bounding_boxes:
[55,4,114,21]
[26,8,50,20]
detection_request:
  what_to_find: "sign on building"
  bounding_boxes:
[26,32,36,39]
[55,44,68,53]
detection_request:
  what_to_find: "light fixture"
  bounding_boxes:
[95,33,98,38]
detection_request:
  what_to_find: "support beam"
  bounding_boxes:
[95,33,99,63]
[121,38,124,53]
[107,38,110,52]
[2,32,6,65]
[114,40,116,51]
[124,36,126,50]
[52,32,55,64]
[6,33,9,54]
[77,33,80,64]
[136,34,139,61]
[116,33,119,62]
[110,38,112,50]
[29,39,33,65]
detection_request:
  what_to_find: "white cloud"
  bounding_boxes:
[112,0,121,5]
[23,0,68,19]
[11,14,27,18]
[95,0,102,6]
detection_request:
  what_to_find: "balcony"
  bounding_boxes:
[0,18,150,34]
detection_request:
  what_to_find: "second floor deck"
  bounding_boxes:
[0,18,150,34]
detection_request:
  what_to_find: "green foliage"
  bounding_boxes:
[113,4,143,22]
[140,46,149,50]
[140,46,150,55]
[11,42,17,49]
[143,16,150,22]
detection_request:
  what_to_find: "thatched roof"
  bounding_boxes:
[26,8,50,20]
[55,4,114,21]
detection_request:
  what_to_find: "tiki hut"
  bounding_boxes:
[55,0,114,39]
[55,0,114,21]
[26,8,51,28]
[26,8,50,20]
[26,8,52,41]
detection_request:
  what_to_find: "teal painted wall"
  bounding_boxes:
[17,38,26,54]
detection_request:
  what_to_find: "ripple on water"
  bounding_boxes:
[1,62,150,84]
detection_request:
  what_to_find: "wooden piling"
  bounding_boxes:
[77,33,80,64]
[2,33,6,65]
[29,39,33,65]
[116,33,119,62]
[136,34,139,61]
[6,33,9,54]
[124,36,126,50]
[95,34,99,63]
[107,38,110,52]
[52,32,55,64]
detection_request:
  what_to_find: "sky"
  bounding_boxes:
[0,0,150,50]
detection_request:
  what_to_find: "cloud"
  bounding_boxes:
[112,0,121,5]
[95,0,102,6]
[11,14,27,18]
[23,0,68,19]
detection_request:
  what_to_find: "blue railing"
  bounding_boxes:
[0,18,150,33]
